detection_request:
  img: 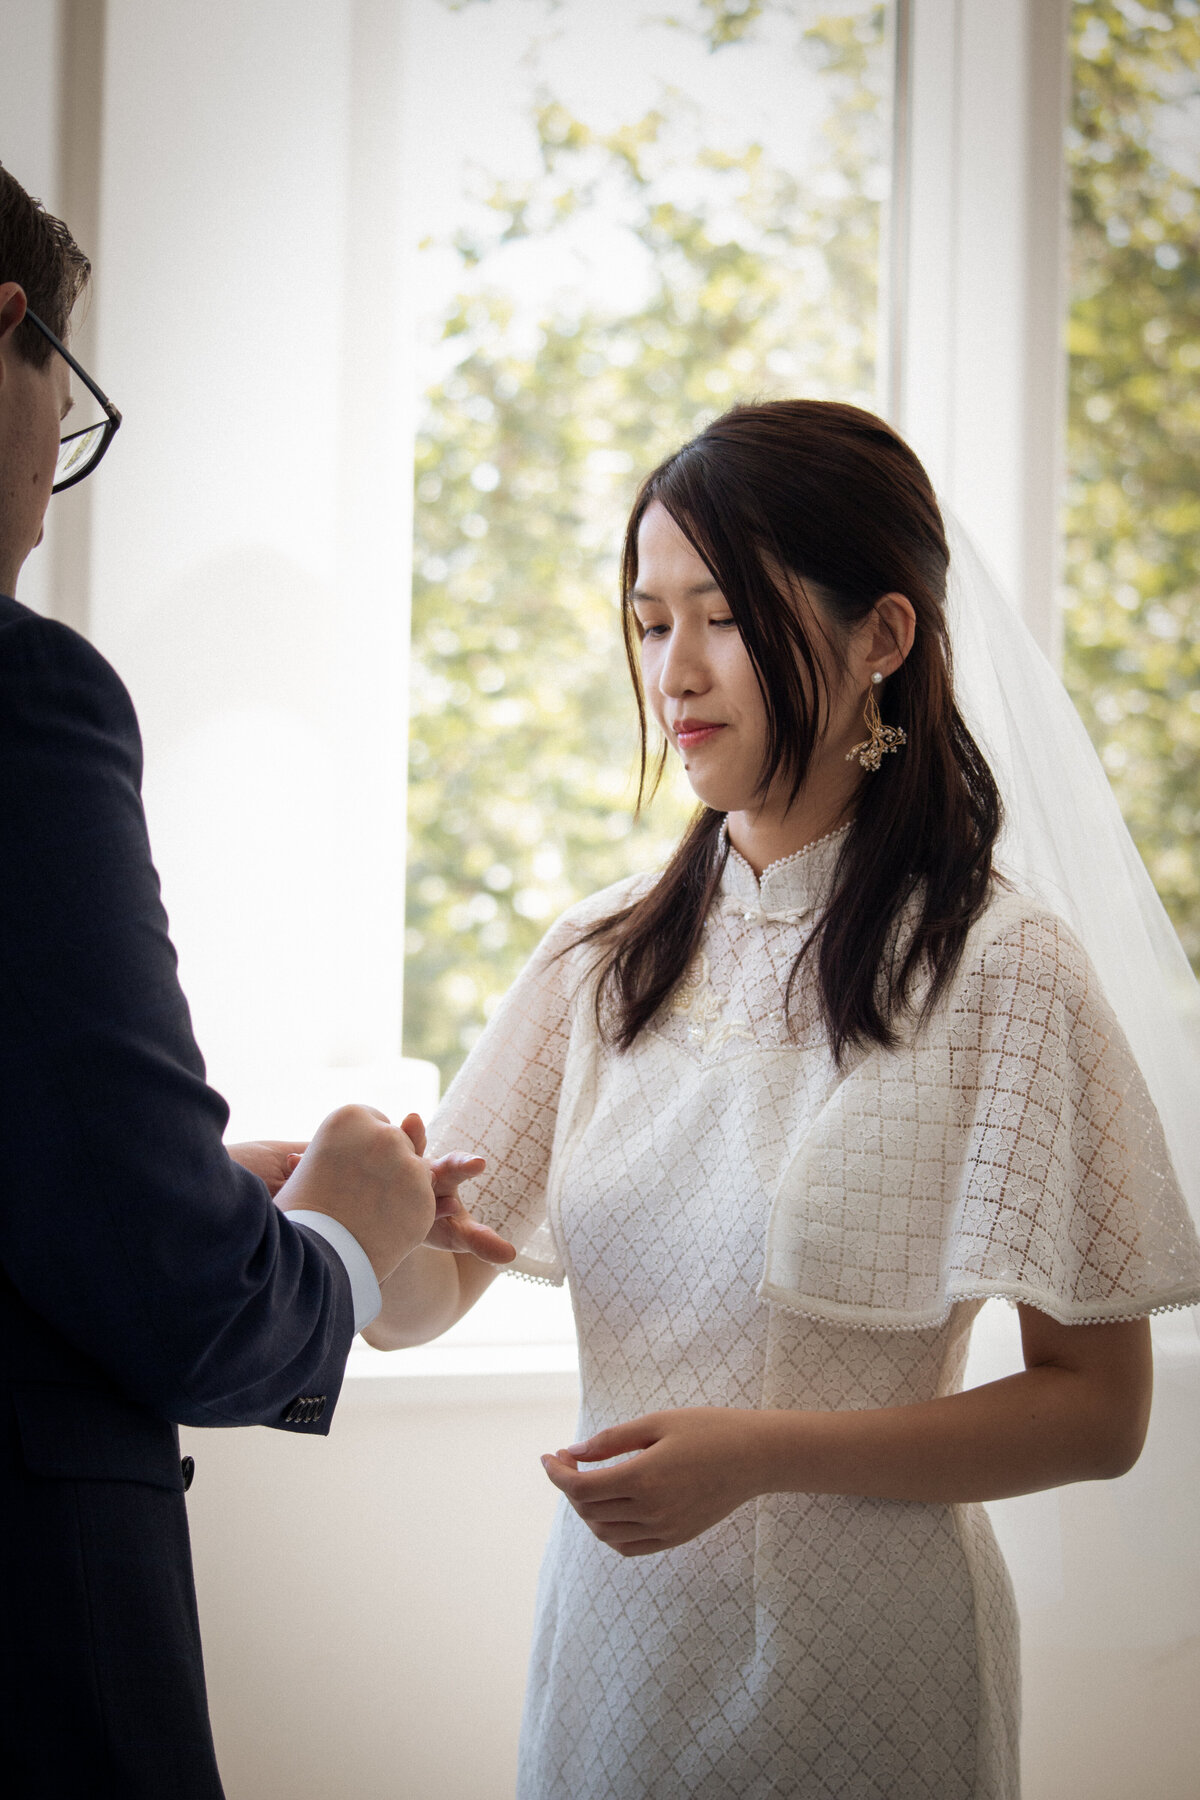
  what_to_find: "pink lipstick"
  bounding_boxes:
[673,718,726,749]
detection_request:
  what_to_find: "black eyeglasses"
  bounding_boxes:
[23,308,122,492]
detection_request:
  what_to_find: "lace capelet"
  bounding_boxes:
[496,883,1200,1332]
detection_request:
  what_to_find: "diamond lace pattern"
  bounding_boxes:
[760,895,1200,1330]
[428,836,1198,1800]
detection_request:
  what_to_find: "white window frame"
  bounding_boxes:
[884,0,1072,662]
[363,0,1080,1391]
[9,0,1074,1395]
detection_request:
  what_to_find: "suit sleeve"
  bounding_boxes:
[0,608,355,1430]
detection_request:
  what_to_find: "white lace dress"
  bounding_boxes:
[428,830,1200,1800]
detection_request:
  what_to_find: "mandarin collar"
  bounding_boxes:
[718,822,850,924]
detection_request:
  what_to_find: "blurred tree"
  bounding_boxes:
[1066,0,1200,967]
[405,0,1200,1090]
[405,2,888,1085]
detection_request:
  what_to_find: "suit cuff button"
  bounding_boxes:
[282,1395,327,1426]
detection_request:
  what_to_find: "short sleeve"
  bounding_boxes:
[761,897,1200,1329]
[426,907,594,1284]
[941,908,1200,1323]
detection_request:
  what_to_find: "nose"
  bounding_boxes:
[655,622,710,701]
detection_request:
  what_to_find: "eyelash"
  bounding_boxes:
[639,617,736,639]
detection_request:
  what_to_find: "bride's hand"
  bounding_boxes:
[424,1147,516,1265]
[227,1139,310,1199]
[231,1111,430,1204]
[540,1408,768,1555]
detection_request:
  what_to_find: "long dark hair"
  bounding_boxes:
[578,399,1002,1063]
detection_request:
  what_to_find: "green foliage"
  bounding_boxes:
[691,0,769,47]
[403,0,1200,1087]
[1065,0,1200,965]
[404,3,887,1085]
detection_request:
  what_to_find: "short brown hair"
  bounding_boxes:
[0,163,90,368]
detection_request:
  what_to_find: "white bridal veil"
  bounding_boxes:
[945,518,1200,1242]
[946,517,1200,1795]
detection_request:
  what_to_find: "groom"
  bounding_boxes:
[0,164,492,1798]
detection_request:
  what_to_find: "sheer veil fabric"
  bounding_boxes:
[944,519,1200,1258]
[946,518,1200,1789]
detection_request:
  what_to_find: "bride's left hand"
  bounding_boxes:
[424,1149,516,1264]
[540,1408,768,1556]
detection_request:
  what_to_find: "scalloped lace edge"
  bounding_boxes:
[758,1281,1200,1334]
[505,1262,566,1289]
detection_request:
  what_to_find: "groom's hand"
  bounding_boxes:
[274,1105,437,1285]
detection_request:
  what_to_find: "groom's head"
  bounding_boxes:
[0,164,91,595]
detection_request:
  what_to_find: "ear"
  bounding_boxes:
[0,283,29,347]
[0,287,29,398]
[857,591,916,682]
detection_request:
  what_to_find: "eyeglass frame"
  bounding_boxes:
[21,307,122,492]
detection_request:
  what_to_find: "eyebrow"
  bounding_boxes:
[630,581,722,602]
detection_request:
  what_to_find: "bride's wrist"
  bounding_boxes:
[750,1407,824,1498]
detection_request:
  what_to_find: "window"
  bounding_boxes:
[390,0,894,1367]
[1065,0,1200,972]
[403,0,893,1085]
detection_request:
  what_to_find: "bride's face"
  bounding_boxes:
[630,502,771,814]
[631,500,864,816]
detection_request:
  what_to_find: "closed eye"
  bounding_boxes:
[638,616,736,638]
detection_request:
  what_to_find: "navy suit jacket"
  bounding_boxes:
[0,595,356,1798]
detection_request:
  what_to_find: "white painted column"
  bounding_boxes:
[885,0,1071,657]
[0,0,105,631]
[0,2,61,212]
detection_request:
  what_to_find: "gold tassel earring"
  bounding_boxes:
[846,671,907,772]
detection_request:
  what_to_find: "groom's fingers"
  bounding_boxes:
[400,1111,427,1155]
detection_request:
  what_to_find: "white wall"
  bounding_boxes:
[967,1306,1200,1800]
[0,0,62,623]
[181,1372,580,1800]
[0,3,59,200]
[180,1318,1200,1800]
[85,0,422,1132]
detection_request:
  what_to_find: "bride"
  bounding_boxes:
[372,400,1200,1799]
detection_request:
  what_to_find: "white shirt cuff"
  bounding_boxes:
[286,1211,382,1334]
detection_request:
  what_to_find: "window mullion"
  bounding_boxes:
[886,0,1071,660]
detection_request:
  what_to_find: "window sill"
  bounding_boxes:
[342,1338,580,1407]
